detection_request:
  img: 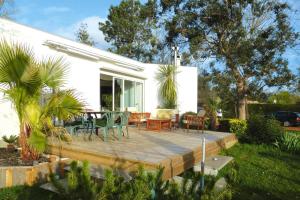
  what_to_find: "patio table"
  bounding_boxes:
[146,118,171,131]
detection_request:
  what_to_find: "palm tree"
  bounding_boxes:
[156,65,178,109]
[0,40,84,160]
[206,96,221,131]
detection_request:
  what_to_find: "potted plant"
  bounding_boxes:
[2,135,18,152]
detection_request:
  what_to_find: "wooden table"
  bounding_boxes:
[146,118,171,131]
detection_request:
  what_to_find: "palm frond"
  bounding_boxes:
[0,40,42,95]
[39,57,68,89]
[27,129,46,153]
[42,90,84,121]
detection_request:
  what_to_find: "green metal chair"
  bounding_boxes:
[96,112,118,142]
[64,117,85,136]
[117,112,130,139]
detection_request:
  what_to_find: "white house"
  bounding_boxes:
[0,18,198,137]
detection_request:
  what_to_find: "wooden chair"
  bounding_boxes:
[184,114,205,133]
[128,112,142,129]
[171,114,180,130]
[128,112,151,129]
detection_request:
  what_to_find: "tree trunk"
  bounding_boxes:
[19,123,39,161]
[237,80,246,120]
[238,97,246,120]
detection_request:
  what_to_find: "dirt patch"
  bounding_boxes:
[0,148,48,167]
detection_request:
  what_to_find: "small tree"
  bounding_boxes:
[267,91,300,104]
[0,41,83,160]
[75,23,95,46]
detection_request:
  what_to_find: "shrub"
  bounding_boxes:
[219,119,247,137]
[274,132,300,154]
[50,161,233,200]
[246,115,284,144]
[50,161,98,200]
[229,119,247,137]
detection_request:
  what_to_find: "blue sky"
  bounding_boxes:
[7,0,300,73]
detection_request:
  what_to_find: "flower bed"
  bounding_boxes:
[0,148,48,166]
[0,149,69,188]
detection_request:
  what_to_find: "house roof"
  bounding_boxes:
[0,18,146,72]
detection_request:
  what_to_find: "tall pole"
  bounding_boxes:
[201,137,206,190]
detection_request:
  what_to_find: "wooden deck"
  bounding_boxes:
[47,128,237,179]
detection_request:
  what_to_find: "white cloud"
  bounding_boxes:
[54,16,109,50]
[42,6,70,15]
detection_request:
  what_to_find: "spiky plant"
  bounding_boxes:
[50,161,98,200]
[0,40,83,160]
[274,132,300,154]
[2,135,18,144]
[156,65,178,109]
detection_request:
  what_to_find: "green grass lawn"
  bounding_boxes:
[220,143,300,200]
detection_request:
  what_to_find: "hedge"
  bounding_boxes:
[219,118,247,137]
[248,103,300,115]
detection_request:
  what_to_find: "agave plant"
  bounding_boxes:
[156,65,178,109]
[275,132,300,154]
[0,40,84,160]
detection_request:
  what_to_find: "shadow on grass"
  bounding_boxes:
[232,184,299,200]
[0,184,59,200]
[258,150,300,169]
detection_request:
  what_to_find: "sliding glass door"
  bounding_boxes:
[113,78,123,111]
[100,74,143,112]
[135,82,143,112]
[124,80,135,110]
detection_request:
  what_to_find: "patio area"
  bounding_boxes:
[47,128,237,179]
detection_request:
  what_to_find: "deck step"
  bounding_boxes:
[193,155,233,176]
[40,178,67,193]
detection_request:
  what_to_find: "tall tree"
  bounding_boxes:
[297,67,300,92]
[161,0,298,119]
[197,69,211,107]
[0,0,14,17]
[75,23,95,46]
[99,0,159,62]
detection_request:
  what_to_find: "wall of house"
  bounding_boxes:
[0,19,104,137]
[0,18,198,137]
[177,66,198,113]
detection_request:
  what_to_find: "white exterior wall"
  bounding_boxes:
[177,67,198,113]
[0,18,197,137]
